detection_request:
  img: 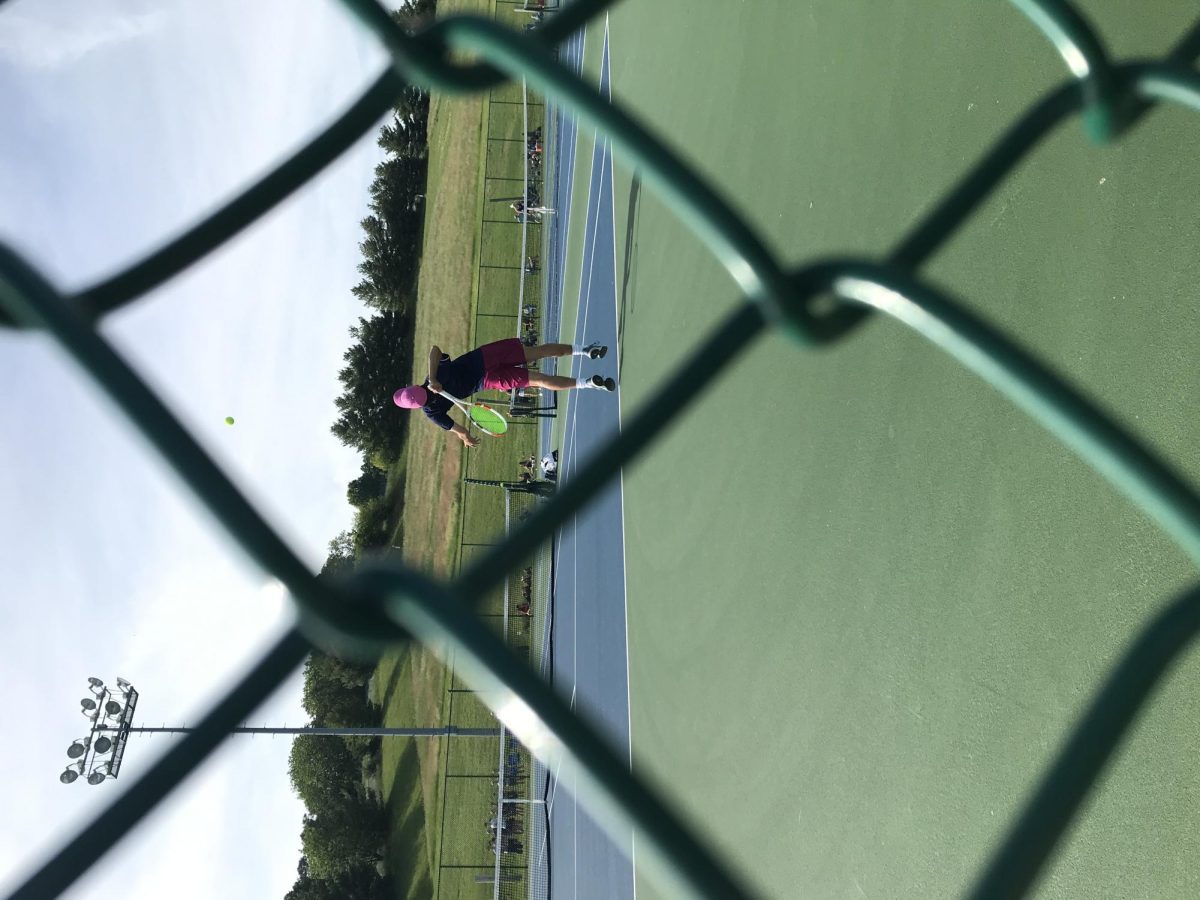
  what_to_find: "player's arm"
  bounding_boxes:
[449,423,479,448]
[427,344,443,392]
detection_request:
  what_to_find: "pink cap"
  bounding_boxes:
[393,386,428,409]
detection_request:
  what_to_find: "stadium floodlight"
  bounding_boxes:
[60,674,141,786]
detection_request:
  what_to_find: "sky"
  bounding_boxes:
[0,0,402,896]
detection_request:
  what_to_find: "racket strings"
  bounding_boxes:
[469,403,508,436]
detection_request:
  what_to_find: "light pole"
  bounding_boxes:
[60,677,138,786]
[60,676,499,785]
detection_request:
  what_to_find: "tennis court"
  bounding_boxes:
[551,3,1200,897]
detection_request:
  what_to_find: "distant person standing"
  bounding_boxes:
[394,339,612,447]
[511,199,556,217]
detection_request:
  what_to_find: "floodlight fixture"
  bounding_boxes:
[93,737,113,755]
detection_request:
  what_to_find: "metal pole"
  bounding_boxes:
[95,725,500,738]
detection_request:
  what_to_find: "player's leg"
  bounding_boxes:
[484,366,608,393]
[523,342,571,362]
[523,342,608,363]
[527,371,615,392]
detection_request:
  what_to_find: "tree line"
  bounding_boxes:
[330,41,433,467]
[286,2,437,897]
[285,652,389,900]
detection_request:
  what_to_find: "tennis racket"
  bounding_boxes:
[438,391,508,437]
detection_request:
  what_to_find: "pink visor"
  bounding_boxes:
[393,386,428,409]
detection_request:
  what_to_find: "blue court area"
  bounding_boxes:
[540,24,637,900]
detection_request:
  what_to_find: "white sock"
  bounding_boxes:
[575,375,595,389]
[571,343,588,356]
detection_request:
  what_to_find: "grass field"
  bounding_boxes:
[550,2,1200,898]
[378,2,550,896]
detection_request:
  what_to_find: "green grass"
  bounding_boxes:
[425,83,543,900]
[544,2,1200,898]
[376,646,445,900]
[380,4,548,894]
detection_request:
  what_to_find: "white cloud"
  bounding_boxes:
[0,4,166,71]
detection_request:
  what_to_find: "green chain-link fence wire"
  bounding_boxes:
[4,0,1200,896]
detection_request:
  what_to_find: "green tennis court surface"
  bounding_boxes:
[569,3,1200,897]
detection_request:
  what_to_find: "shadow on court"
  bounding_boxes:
[618,169,642,373]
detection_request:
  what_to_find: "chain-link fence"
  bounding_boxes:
[5,1,1200,898]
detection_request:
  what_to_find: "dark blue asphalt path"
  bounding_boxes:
[542,22,637,900]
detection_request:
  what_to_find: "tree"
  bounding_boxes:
[311,650,374,691]
[350,154,428,314]
[352,500,393,556]
[392,1,438,29]
[348,458,388,508]
[301,810,387,880]
[286,857,390,900]
[330,312,412,459]
[378,118,426,160]
[301,652,378,728]
[321,531,357,579]
[289,734,367,816]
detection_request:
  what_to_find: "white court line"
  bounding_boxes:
[565,108,605,900]
[558,115,603,737]
[546,23,591,900]
[558,90,599,476]
[534,748,569,873]
[552,28,584,352]
[599,17,638,898]
[574,148,606,372]
[562,135,605,482]
[603,17,637,896]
